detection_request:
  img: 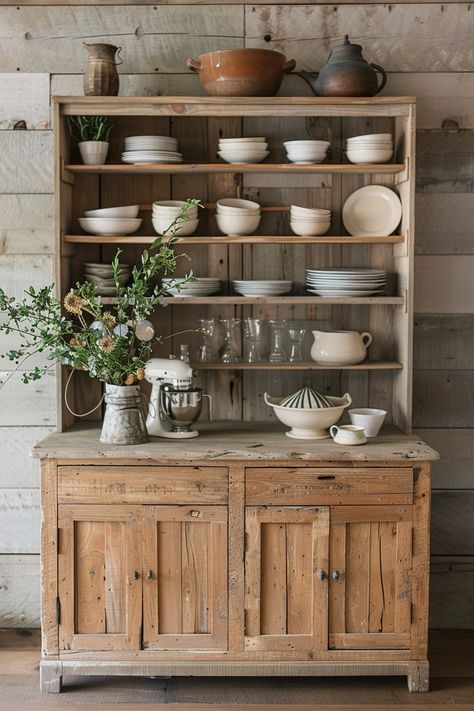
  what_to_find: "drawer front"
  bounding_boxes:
[246,467,413,505]
[58,465,228,504]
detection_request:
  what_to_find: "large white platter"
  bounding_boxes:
[342,185,402,237]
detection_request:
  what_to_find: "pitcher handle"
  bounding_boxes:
[371,63,387,94]
[361,331,373,348]
[330,425,339,439]
[115,46,123,66]
[282,58,296,73]
[187,58,202,73]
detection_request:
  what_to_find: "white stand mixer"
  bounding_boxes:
[145,357,203,439]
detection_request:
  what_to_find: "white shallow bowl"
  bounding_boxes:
[347,133,392,142]
[153,200,197,210]
[286,152,327,165]
[217,198,261,212]
[265,392,352,439]
[291,205,331,217]
[84,205,139,219]
[219,142,268,151]
[284,140,330,149]
[152,217,199,236]
[290,220,330,236]
[346,148,393,164]
[216,213,261,236]
[219,137,265,144]
[290,213,331,222]
[216,208,261,217]
[218,150,269,164]
[79,217,142,236]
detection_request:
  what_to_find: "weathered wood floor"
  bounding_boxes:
[0,630,473,710]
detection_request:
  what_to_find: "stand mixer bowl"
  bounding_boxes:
[160,385,203,433]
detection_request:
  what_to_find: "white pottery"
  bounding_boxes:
[264,392,352,439]
[100,384,149,445]
[78,140,109,165]
[216,213,261,236]
[330,424,367,446]
[85,205,139,219]
[349,408,387,437]
[310,330,373,365]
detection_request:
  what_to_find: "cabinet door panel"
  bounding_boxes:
[329,505,412,650]
[245,506,329,652]
[58,505,142,652]
[143,505,228,650]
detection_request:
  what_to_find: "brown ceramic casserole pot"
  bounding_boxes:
[187,48,296,97]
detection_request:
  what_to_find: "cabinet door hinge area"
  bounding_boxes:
[56,597,61,626]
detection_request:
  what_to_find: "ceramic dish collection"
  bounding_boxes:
[83,262,131,296]
[152,200,199,236]
[283,140,330,164]
[122,135,183,164]
[346,133,394,164]
[342,185,402,236]
[162,277,220,297]
[290,204,332,236]
[218,136,269,164]
[232,280,292,297]
[215,197,262,236]
[305,268,386,297]
[79,205,142,236]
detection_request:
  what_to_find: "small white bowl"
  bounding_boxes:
[217,208,261,216]
[286,152,327,165]
[216,213,261,236]
[346,148,393,164]
[284,140,330,149]
[84,205,139,219]
[217,198,261,212]
[152,217,199,236]
[219,137,266,143]
[290,219,330,236]
[218,150,269,164]
[79,217,142,236]
[291,205,331,217]
[219,142,268,151]
[349,408,387,437]
[290,213,331,222]
[348,133,392,142]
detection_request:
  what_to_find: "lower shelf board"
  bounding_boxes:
[192,361,403,370]
[100,296,404,306]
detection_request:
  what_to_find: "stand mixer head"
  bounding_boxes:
[145,357,203,438]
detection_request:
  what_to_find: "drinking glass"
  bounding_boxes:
[268,319,287,363]
[243,318,264,363]
[198,318,218,362]
[220,318,241,363]
[288,328,306,362]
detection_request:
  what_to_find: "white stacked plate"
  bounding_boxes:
[305,268,386,297]
[162,277,220,297]
[83,262,131,296]
[218,137,269,164]
[122,135,183,164]
[346,133,393,164]
[233,280,292,297]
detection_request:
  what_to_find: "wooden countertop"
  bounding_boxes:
[32,423,439,463]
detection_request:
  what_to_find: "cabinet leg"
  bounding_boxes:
[407,661,429,692]
[40,661,63,693]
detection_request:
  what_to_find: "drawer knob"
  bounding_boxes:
[133,570,140,581]
[317,569,327,581]
[332,569,340,581]
[190,510,203,518]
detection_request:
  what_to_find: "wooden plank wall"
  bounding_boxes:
[0,2,472,629]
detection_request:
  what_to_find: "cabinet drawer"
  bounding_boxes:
[58,465,228,504]
[246,467,413,505]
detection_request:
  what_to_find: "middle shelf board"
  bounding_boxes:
[100,295,405,306]
[65,234,405,245]
[191,361,403,371]
[65,162,406,175]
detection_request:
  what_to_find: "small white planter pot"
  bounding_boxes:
[78,140,109,165]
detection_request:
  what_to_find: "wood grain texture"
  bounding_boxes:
[0,131,52,193]
[0,194,53,256]
[0,426,53,487]
[0,554,39,627]
[415,193,474,254]
[0,488,39,553]
[0,73,49,129]
[0,370,56,426]
[430,556,474,629]
[431,491,474,555]
[416,129,474,192]
[40,459,58,655]
[414,256,474,313]
[415,428,474,489]
[413,371,474,427]
[245,4,474,72]
[414,315,474,369]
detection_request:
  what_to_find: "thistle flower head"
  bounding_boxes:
[64,291,86,315]
[98,335,116,353]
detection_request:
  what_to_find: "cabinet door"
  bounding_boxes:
[143,505,228,650]
[329,505,412,650]
[245,506,329,652]
[58,504,142,652]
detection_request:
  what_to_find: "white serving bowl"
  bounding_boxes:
[348,133,392,142]
[152,209,198,221]
[216,213,261,236]
[219,142,268,151]
[217,198,261,211]
[78,217,142,236]
[290,219,330,236]
[153,200,197,210]
[218,150,269,164]
[291,205,331,217]
[219,137,266,143]
[264,392,352,439]
[286,151,328,164]
[290,213,331,222]
[84,205,139,219]
[216,208,261,217]
[346,148,393,164]
[284,140,330,150]
[152,217,199,236]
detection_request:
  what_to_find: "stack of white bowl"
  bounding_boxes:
[79,205,142,236]
[83,262,131,296]
[122,135,183,164]
[290,205,332,236]
[152,200,199,236]
[218,137,269,164]
[215,198,261,236]
[346,134,393,164]
[232,280,292,297]
[162,277,220,297]
[283,140,330,164]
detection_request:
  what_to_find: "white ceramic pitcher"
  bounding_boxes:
[310,330,373,366]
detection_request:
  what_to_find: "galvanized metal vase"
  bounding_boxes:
[100,384,149,445]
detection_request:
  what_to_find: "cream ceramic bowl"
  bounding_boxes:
[290,219,330,236]
[346,147,393,164]
[291,205,331,217]
[84,205,139,219]
[218,149,269,164]
[79,217,142,236]
[217,198,261,212]
[152,217,199,236]
[219,142,268,151]
[219,137,266,143]
[264,392,352,440]
[216,213,261,236]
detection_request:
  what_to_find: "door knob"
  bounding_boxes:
[317,569,327,581]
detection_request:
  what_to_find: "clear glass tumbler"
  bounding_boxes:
[220,318,241,363]
[198,318,218,362]
[243,318,264,363]
[268,319,287,363]
[288,328,306,362]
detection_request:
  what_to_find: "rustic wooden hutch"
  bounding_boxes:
[36,96,438,693]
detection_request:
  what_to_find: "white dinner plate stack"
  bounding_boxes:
[305,268,386,297]
[162,277,220,297]
[232,280,292,297]
[122,135,183,164]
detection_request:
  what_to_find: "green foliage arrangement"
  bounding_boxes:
[69,115,113,142]
[0,199,201,387]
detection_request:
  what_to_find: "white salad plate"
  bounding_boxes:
[342,185,402,236]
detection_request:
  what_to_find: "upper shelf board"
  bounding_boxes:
[65,162,406,175]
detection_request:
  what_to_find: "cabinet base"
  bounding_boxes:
[40,659,429,693]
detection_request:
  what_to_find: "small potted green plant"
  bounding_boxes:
[69,115,113,165]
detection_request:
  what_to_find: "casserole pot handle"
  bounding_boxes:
[342,393,352,408]
[263,392,273,406]
[282,58,297,73]
[371,63,387,94]
[187,58,202,73]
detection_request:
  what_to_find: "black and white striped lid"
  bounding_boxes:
[280,387,333,409]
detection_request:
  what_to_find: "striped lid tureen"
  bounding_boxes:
[279,386,333,409]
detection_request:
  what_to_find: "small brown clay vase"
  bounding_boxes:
[83,43,122,96]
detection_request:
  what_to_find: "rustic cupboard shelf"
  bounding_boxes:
[191,361,403,371]
[64,234,405,245]
[64,162,406,175]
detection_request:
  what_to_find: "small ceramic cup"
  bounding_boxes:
[348,408,387,437]
[330,424,367,446]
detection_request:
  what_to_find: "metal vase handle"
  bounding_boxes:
[115,46,123,66]
[371,63,387,94]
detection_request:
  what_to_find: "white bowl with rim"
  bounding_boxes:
[152,217,199,236]
[217,198,261,212]
[291,205,331,217]
[218,149,269,164]
[219,142,268,151]
[264,392,352,439]
[290,219,330,236]
[79,217,142,236]
[346,148,393,164]
[219,137,266,143]
[216,213,261,236]
[84,205,139,219]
